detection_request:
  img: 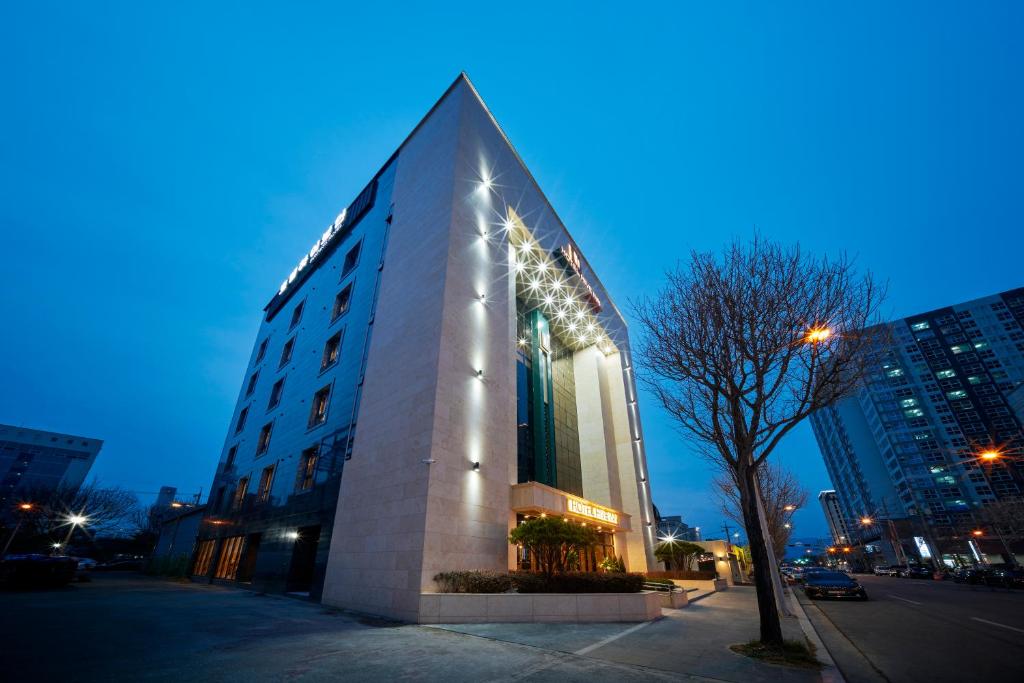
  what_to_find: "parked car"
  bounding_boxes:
[983,565,1024,589]
[798,567,829,583]
[952,566,990,585]
[803,571,868,600]
[897,565,933,579]
[0,554,78,588]
[873,565,892,576]
[72,557,98,570]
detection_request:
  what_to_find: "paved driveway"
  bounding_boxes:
[0,574,818,682]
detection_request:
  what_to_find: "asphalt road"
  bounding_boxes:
[797,573,1024,682]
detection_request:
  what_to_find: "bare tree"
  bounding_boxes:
[633,235,884,647]
[14,483,141,541]
[714,461,808,561]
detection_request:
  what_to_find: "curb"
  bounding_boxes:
[786,588,846,683]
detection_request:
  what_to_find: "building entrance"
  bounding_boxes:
[286,525,320,593]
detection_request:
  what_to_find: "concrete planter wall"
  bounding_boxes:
[672,578,727,592]
[418,591,662,624]
[658,591,688,609]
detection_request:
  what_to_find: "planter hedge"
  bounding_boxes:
[433,570,647,594]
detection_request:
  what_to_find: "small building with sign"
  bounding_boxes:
[192,74,657,622]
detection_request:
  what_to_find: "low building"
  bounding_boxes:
[695,540,748,586]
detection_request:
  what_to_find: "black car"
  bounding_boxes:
[803,571,868,600]
[953,566,990,585]
[897,565,933,579]
[0,554,78,588]
[983,565,1024,589]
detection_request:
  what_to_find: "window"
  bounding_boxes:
[297,447,318,491]
[268,378,284,409]
[232,476,250,511]
[332,284,353,321]
[967,375,988,385]
[289,300,305,330]
[214,536,245,580]
[950,344,972,354]
[256,422,274,455]
[309,386,331,427]
[935,369,956,379]
[192,539,216,576]
[279,337,295,368]
[342,240,362,277]
[904,408,924,418]
[899,398,918,408]
[946,390,967,400]
[254,338,268,363]
[245,371,259,397]
[225,445,237,469]
[886,368,904,378]
[910,321,930,331]
[973,341,989,350]
[235,407,249,434]
[321,331,343,370]
[256,465,275,504]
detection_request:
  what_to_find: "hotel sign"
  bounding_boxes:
[555,244,602,313]
[567,498,619,525]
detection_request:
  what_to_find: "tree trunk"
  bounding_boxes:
[737,460,784,647]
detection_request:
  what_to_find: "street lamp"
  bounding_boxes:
[783,504,797,512]
[2,502,37,557]
[805,327,832,344]
[58,513,90,553]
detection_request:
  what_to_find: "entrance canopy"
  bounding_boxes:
[510,481,631,533]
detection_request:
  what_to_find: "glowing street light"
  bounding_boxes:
[783,504,797,512]
[972,529,983,537]
[805,327,832,344]
[68,514,88,526]
[860,516,873,526]
[979,449,1001,462]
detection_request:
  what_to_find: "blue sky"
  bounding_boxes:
[2,2,1022,540]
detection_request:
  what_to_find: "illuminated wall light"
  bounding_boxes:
[529,279,541,291]
[518,338,528,346]
[478,293,487,303]
[476,369,484,380]
[286,530,300,540]
[472,461,481,471]
[543,294,555,306]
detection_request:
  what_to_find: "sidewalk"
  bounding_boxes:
[434,586,822,683]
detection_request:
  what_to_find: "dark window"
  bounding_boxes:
[245,371,259,396]
[256,422,273,455]
[296,447,319,491]
[309,386,331,427]
[255,338,268,363]
[321,331,343,370]
[235,407,249,434]
[225,446,237,469]
[268,378,285,409]
[289,301,305,330]
[213,485,227,512]
[256,465,275,504]
[232,476,250,511]
[342,240,362,277]
[279,337,295,367]
[332,284,353,321]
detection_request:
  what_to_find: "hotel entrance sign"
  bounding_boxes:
[567,498,619,525]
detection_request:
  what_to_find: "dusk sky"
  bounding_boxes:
[3,2,1022,541]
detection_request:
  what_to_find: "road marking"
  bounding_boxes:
[971,617,1024,635]
[574,620,654,655]
[887,594,922,605]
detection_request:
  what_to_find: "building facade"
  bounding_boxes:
[811,288,1024,566]
[0,423,102,522]
[818,490,852,547]
[193,74,657,619]
[656,514,701,542]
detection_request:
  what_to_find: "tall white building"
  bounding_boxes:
[818,490,852,546]
[193,74,657,622]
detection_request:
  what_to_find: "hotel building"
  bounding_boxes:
[811,288,1024,564]
[193,74,657,621]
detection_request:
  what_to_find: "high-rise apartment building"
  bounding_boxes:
[193,75,657,621]
[818,490,852,546]
[0,423,102,522]
[811,288,1024,565]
